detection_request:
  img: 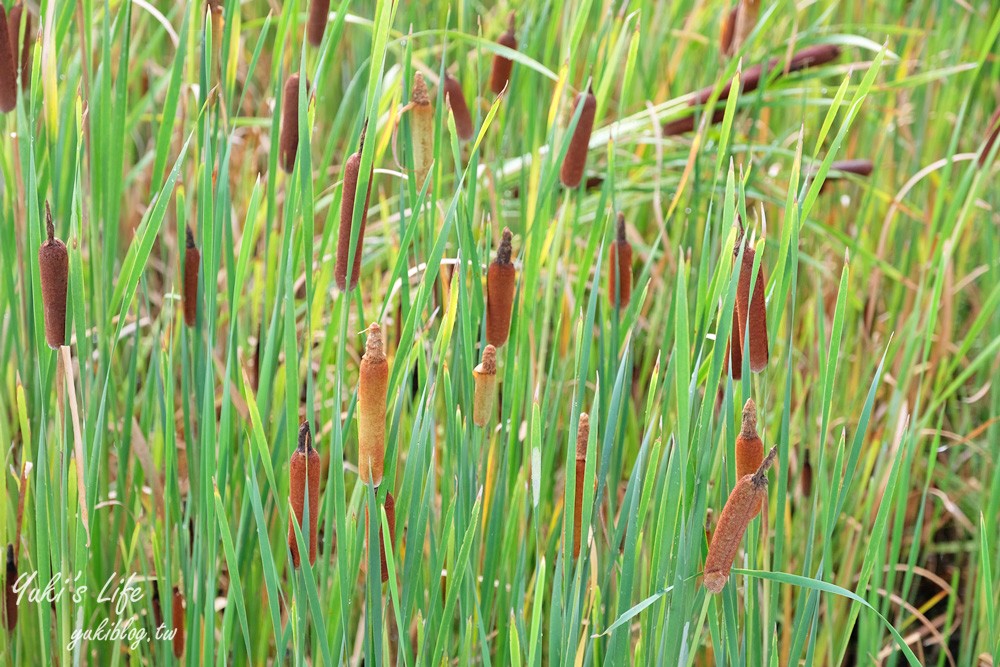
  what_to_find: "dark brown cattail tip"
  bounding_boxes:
[379,491,396,583]
[298,420,312,453]
[576,412,590,460]
[752,446,778,486]
[45,201,55,242]
[183,227,200,328]
[507,11,516,32]
[740,399,757,436]
[185,225,195,249]
[615,212,627,244]
[486,230,517,347]
[489,15,518,95]
[663,108,727,136]
[306,0,330,47]
[444,72,474,141]
[4,544,16,632]
[496,227,514,265]
[559,89,598,188]
[279,74,302,173]
[171,587,185,658]
[0,5,15,113]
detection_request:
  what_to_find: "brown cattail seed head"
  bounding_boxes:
[359,323,388,486]
[289,421,321,568]
[980,106,1000,167]
[171,587,185,658]
[486,228,516,347]
[559,88,597,188]
[306,0,330,47]
[734,232,769,372]
[662,109,726,136]
[279,74,303,173]
[800,448,813,498]
[732,0,759,55]
[39,203,69,348]
[0,5,15,112]
[472,345,498,427]
[183,226,199,328]
[3,545,16,631]
[609,213,633,308]
[379,491,396,583]
[444,72,474,141]
[151,581,163,629]
[572,413,590,559]
[735,398,764,517]
[489,13,517,95]
[336,130,373,291]
[704,446,777,593]
[726,303,743,380]
[719,5,738,57]
[8,3,30,92]
[410,72,435,188]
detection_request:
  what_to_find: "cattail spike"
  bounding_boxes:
[496,227,513,265]
[306,0,330,46]
[752,445,778,484]
[444,72,474,142]
[740,398,757,437]
[185,225,195,249]
[183,226,200,328]
[734,232,769,372]
[0,5,15,113]
[609,213,633,308]
[171,587,185,658]
[486,229,517,347]
[279,74,303,173]
[335,130,374,291]
[559,88,598,188]
[289,420,321,567]
[576,412,590,460]
[489,14,518,95]
[359,323,388,485]
[735,398,764,516]
[38,201,69,348]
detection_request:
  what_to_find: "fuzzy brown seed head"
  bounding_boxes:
[335,133,374,291]
[359,323,388,485]
[486,229,517,347]
[444,72,474,141]
[727,304,743,380]
[786,44,841,72]
[171,587,185,658]
[3,544,16,631]
[719,6,737,57]
[279,74,303,173]
[183,225,200,328]
[800,448,813,497]
[8,3,30,92]
[489,13,518,95]
[39,202,69,348]
[380,491,396,583]
[306,0,330,47]
[576,412,590,460]
[151,581,163,629]
[734,232,769,372]
[559,89,598,188]
[410,73,436,188]
[609,213,633,308]
[0,5,16,113]
[496,227,513,265]
[289,420,321,567]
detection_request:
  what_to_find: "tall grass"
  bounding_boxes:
[1,0,998,665]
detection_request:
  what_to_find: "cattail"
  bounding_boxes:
[719,6,737,57]
[735,398,764,517]
[662,109,726,136]
[289,420,321,568]
[379,491,396,583]
[472,345,497,427]
[734,230,768,372]
[572,413,590,559]
[786,44,841,73]
[829,159,874,177]
[559,87,597,188]
[732,0,759,55]
[39,203,68,348]
[608,213,632,308]
[358,323,387,486]
[151,581,163,628]
[444,72,473,141]
[306,0,329,47]
[335,126,373,291]
[0,5,15,113]
[800,448,812,498]
[206,0,223,56]
[489,13,517,95]
[409,72,435,188]
[980,106,1000,167]
[7,3,30,91]
[171,586,185,658]
[3,545,16,631]
[183,226,199,328]
[726,304,743,380]
[704,446,777,593]
[279,74,303,173]
[485,228,516,347]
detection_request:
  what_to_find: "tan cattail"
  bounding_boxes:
[663,109,726,137]
[800,448,812,498]
[39,203,68,348]
[981,107,1000,167]
[379,491,396,583]
[359,323,387,486]
[335,127,373,291]
[182,226,199,328]
[485,228,516,347]
[704,446,777,593]
[444,72,473,141]
[151,581,163,628]
[489,13,517,95]
[409,72,435,188]
[306,0,329,46]
[608,213,632,308]
[559,87,597,188]
[472,345,497,427]
[735,398,764,517]
[171,586,185,658]
[734,231,768,372]
[289,420,321,568]
[0,5,15,112]
[719,6,737,57]
[572,413,590,559]
[279,74,303,173]
[3,545,16,631]
[7,3,30,91]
